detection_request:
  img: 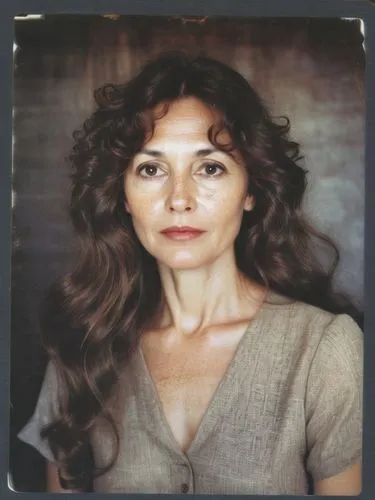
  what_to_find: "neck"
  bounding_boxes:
[156,250,265,337]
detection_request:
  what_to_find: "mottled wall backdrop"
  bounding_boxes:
[11,16,365,491]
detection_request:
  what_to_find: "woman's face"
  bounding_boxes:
[123,97,253,270]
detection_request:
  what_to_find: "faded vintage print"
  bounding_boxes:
[10,15,364,494]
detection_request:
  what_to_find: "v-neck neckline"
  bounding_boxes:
[135,292,280,457]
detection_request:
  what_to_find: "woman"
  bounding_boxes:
[17,52,363,495]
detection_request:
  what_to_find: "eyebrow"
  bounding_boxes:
[138,147,239,162]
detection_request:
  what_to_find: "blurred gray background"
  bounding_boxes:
[11,16,365,491]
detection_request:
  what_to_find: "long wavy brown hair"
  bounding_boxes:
[39,51,362,490]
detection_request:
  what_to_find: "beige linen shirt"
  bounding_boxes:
[18,296,363,494]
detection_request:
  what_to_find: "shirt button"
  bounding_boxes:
[181,483,189,493]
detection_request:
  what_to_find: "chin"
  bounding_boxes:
[157,250,212,270]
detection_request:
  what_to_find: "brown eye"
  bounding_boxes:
[144,165,157,176]
[202,162,226,176]
[137,163,163,177]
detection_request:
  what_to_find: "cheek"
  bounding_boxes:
[200,185,248,222]
[125,191,164,227]
[124,178,150,214]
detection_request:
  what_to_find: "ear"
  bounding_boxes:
[244,194,254,212]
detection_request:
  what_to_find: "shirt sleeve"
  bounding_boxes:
[305,313,363,481]
[17,361,60,463]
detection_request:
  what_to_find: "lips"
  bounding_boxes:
[160,226,206,241]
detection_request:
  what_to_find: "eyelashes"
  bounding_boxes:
[136,162,162,178]
[135,161,227,179]
[201,162,226,177]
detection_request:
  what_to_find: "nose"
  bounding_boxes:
[165,177,197,213]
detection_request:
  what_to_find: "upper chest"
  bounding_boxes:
[140,320,251,397]
[138,322,251,451]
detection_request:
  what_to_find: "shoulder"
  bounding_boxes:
[268,292,362,337]
[266,291,362,348]
[307,311,363,384]
[296,300,362,357]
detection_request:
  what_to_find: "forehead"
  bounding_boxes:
[150,97,224,141]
